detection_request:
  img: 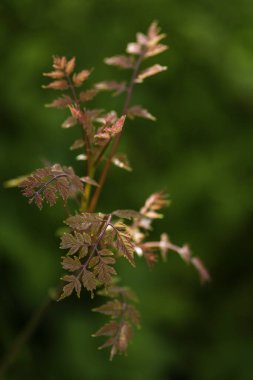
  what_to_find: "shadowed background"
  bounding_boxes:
[0,0,253,379]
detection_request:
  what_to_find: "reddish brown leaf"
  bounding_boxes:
[145,44,168,58]
[61,256,82,272]
[104,55,135,69]
[93,300,122,316]
[79,89,97,102]
[46,95,72,108]
[93,321,119,337]
[58,274,81,300]
[42,80,69,90]
[118,322,132,353]
[126,42,142,55]
[82,268,97,293]
[80,177,99,186]
[113,209,142,220]
[115,228,135,266]
[70,139,85,150]
[65,57,76,75]
[135,64,167,83]
[127,105,156,121]
[53,56,67,70]
[94,81,126,96]
[43,70,65,79]
[112,154,132,172]
[61,116,77,129]
[73,70,91,87]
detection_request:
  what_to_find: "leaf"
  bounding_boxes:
[70,139,85,150]
[61,116,77,129]
[145,44,168,58]
[126,304,141,326]
[46,95,72,108]
[95,115,126,140]
[127,105,156,121]
[73,70,91,87]
[79,89,98,102]
[52,56,67,70]
[60,231,91,255]
[135,64,167,83]
[82,268,97,293]
[93,300,122,316]
[94,81,126,96]
[80,176,99,186]
[93,321,119,337]
[141,191,170,219]
[118,322,132,353]
[65,57,76,75]
[43,70,65,79]
[112,154,132,171]
[94,258,117,285]
[42,79,69,90]
[114,228,135,266]
[58,274,81,300]
[61,256,82,271]
[19,164,83,209]
[106,286,139,303]
[104,55,135,69]
[126,42,142,55]
[68,105,85,122]
[113,210,142,220]
[65,213,104,231]
[88,256,100,268]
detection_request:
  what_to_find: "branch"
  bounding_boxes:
[88,51,146,212]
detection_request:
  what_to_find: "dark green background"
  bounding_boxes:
[1,0,253,379]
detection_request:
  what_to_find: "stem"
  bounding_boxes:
[88,52,145,213]
[77,214,112,277]
[66,74,93,208]
[31,173,68,201]
[0,290,59,378]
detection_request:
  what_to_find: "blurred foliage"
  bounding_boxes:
[0,0,253,379]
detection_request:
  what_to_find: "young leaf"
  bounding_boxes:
[95,81,126,96]
[46,95,73,108]
[43,70,65,79]
[42,79,69,90]
[135,64,167,83]
[112,210,142,220]
[61,116,77,129]
[104,55,135,69]
[93,321,119,337]
[112,154,132,171]
[93,300,122,317]
[79,89,98,102]
[73,70,91,87]
[127,105,156,121]
[65,57,76,75]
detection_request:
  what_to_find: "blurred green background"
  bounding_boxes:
[1,0,253,379]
